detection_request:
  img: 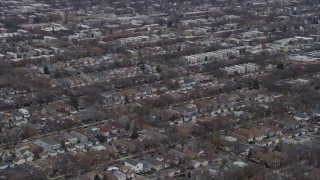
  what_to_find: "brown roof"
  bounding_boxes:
[78,128,95,139]
[260,124,281,133]
[49,100,70,110]
[250,128,265,137]
[233,128,252,138]
[254,150,280,163]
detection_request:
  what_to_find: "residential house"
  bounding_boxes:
[307,123,319,132]
[232,161,248,168]
[189,160,201,169]
[92,144,107,151]
[48,101,71,112]
[293,113,310,121]
[85,141,94,148]
[143,129,168,142]
[260,124,282,137]
[110,121,126,133]
[0,162,8,170]
[309,109,320,121]
[33,159,53,175]
[276,118,300,131]
[48,150,57,157]
[66,144,76,152]
[231,129,253,143]
[75,143,85,150]
[120,166,136,179]
[98,126,110,136]
[34,138,61,150]
[111,139,136,154]
[168,149,187,159]
[173,106,195,122]
[141,161,152,173]
[251,149,281,169]
[70,131,88,143]
[124,158,143,173]
[38,152,49,159]
[198,159,209,166]
[53,133,78,145]
[13,157,26,166]
[18,108,30,118]
[112,170,126,180]
[154,168,181,179]
[15,144,35,161]
[57,148,65,154]
[142,156,165,171]
[183,148,205,158]
[154,154,174,168]
[219,138,235,152]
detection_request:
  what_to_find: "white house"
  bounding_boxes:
[112,170,126,180]
[293,113,309,121]
[75,143,85,150]
[124,158,143,173]
[142,156,164,171]
[189,160,201,168]
[18,108,30,118]
[0,162,8,170]
[14,158,26,165]
[34,138,61,150]
[92,144,106,151]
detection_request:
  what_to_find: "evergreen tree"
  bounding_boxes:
[277,63,284,70]
[247,149,253,160]
[137,50,143,60]
[171,80,180,90]
[252,79,260,90]
[156,65,162,73]
[313,18,318,24]
[135,106,149,118]
[114,60,120,67]
[131,127,139,139]
[125,122,130,131]
[97,134,107,143]
[94,174,101,180]
[140,64,145,72]
[103,175,108,180]
[124,95,129,104]
[167,20,173,28]
[282,24,287,33]
[69,95,79,110]
[61,141,66,150]
[43,66,50,75]
[187,171,191,178]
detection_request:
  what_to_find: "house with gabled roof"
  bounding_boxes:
[141,156,165,171]
[34,138,61,150]
[70,131,88,143]
[124,158,143,173]
[54,133,78,145]
[168,149,186,159]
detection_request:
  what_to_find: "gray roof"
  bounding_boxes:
[42,138,60,145]
[146,174,158,180]
[142,156,164,167]
[112,170,126,178]
[168,149,186,159]
[125,158,140,166]
[70,131,88,139]
[310,109,320,115]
